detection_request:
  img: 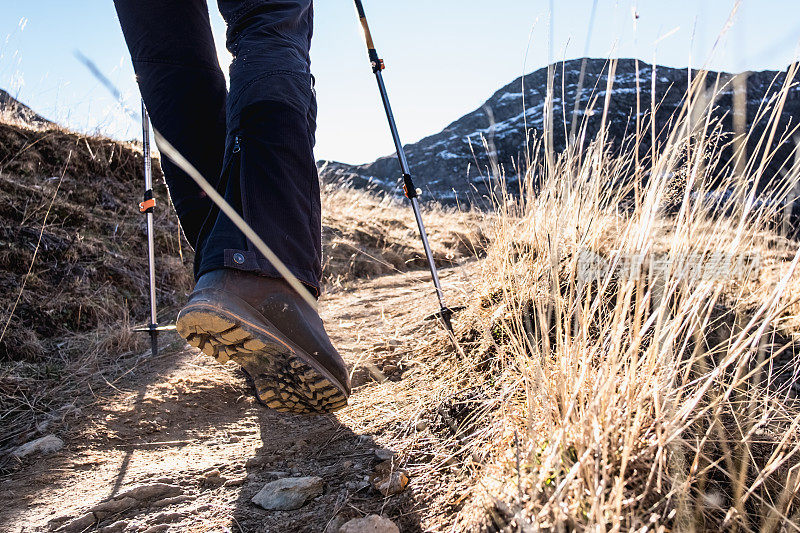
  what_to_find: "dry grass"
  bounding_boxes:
[321,181,485,287]
[384,60,800,531]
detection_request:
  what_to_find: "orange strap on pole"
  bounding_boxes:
[139,197,156,213]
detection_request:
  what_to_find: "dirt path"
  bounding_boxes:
[0,265,474,533]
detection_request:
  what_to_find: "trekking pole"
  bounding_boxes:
[352,0,461,332]
[134,101,174,355]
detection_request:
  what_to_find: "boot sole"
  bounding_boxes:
[176,301,348,415]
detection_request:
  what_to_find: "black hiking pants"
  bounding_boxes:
[114,0,322,295]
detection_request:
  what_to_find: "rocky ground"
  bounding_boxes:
[0,265,475,533]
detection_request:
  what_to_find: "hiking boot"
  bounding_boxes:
[176,269,350,414]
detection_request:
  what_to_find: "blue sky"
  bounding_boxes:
[1,1,799,164]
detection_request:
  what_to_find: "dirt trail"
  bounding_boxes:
[0,265,475,533]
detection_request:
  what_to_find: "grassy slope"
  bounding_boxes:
[396,62,800,531]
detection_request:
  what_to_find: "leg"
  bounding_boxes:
[114,0,227,249]
[196,0,321,295]
[161,0,350,414]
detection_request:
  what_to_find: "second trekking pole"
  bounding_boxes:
[352,0,458,333]
[133,101,175,355]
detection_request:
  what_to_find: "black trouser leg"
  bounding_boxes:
[115,0,321,295]
[200,0,320,294]
[114,0,227,250]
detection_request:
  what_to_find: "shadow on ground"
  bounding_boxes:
[0,338,422,532]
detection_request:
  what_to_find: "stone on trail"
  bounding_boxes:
[12,434,63,458]
[251,476,324,511]
[115,483,183,502]
[338,515,400,533]
[55,512,95,533]
[370,460,409,496]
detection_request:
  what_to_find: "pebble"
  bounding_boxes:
[263,471,289,477]
[370,461,409,496]
[141,526,170,533]
[415,420,429,432]
[323,515,347,533]
[374,449,395,461]
[97,519,128,533]
[202,475,226,488]
[345,480,371,492]
[148,511,186,524]
[251,476,324,511]
[90,497,138,519]
[245,456,268,468]
[55,512,95,533]
[339,515,400,533]
[152,495,195,507]
[115,483,182,502]
[12,435,64,458]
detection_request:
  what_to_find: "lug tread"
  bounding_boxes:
[177,308,348,414]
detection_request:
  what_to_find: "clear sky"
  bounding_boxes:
[1,1,799,164]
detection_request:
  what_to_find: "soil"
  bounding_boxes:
[0,265,475,533]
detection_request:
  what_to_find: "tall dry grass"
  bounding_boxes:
[409,60,800,531]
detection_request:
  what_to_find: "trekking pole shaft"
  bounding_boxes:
[142,102,159,345]
[374,72,446,307]
[374,72,411,174]
[410,196,447,307]
[353,0,449,312]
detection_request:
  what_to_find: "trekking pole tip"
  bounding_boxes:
[425,306,465,333]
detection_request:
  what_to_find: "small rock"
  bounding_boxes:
[251,476,324,511]
[245,456,268,468]
[345,480,371,492]
[141,526,170,533]
[55,512,95,533]
[339,515,400,533]
[374,449,395,461]
[201,470,226,488]
[370,461,409,496]
[90,497,138,519]
[223,477,247,488]
[12,435,64,458]
[342,460,354,469]
[323,515,347,533]
[148,511,186,524]
[116,483,182,502]
[415,420,429,432]
[152,495,195,507]
[97,520,128,533]
[372,471,408,496]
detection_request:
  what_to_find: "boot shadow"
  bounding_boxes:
[230,390,423,532]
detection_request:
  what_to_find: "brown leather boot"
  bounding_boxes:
[176,269,350,414]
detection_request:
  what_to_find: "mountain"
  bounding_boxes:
[0,89,51,126]
[318,58,800,205]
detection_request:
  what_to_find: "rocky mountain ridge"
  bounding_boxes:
[319,58,800,206]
